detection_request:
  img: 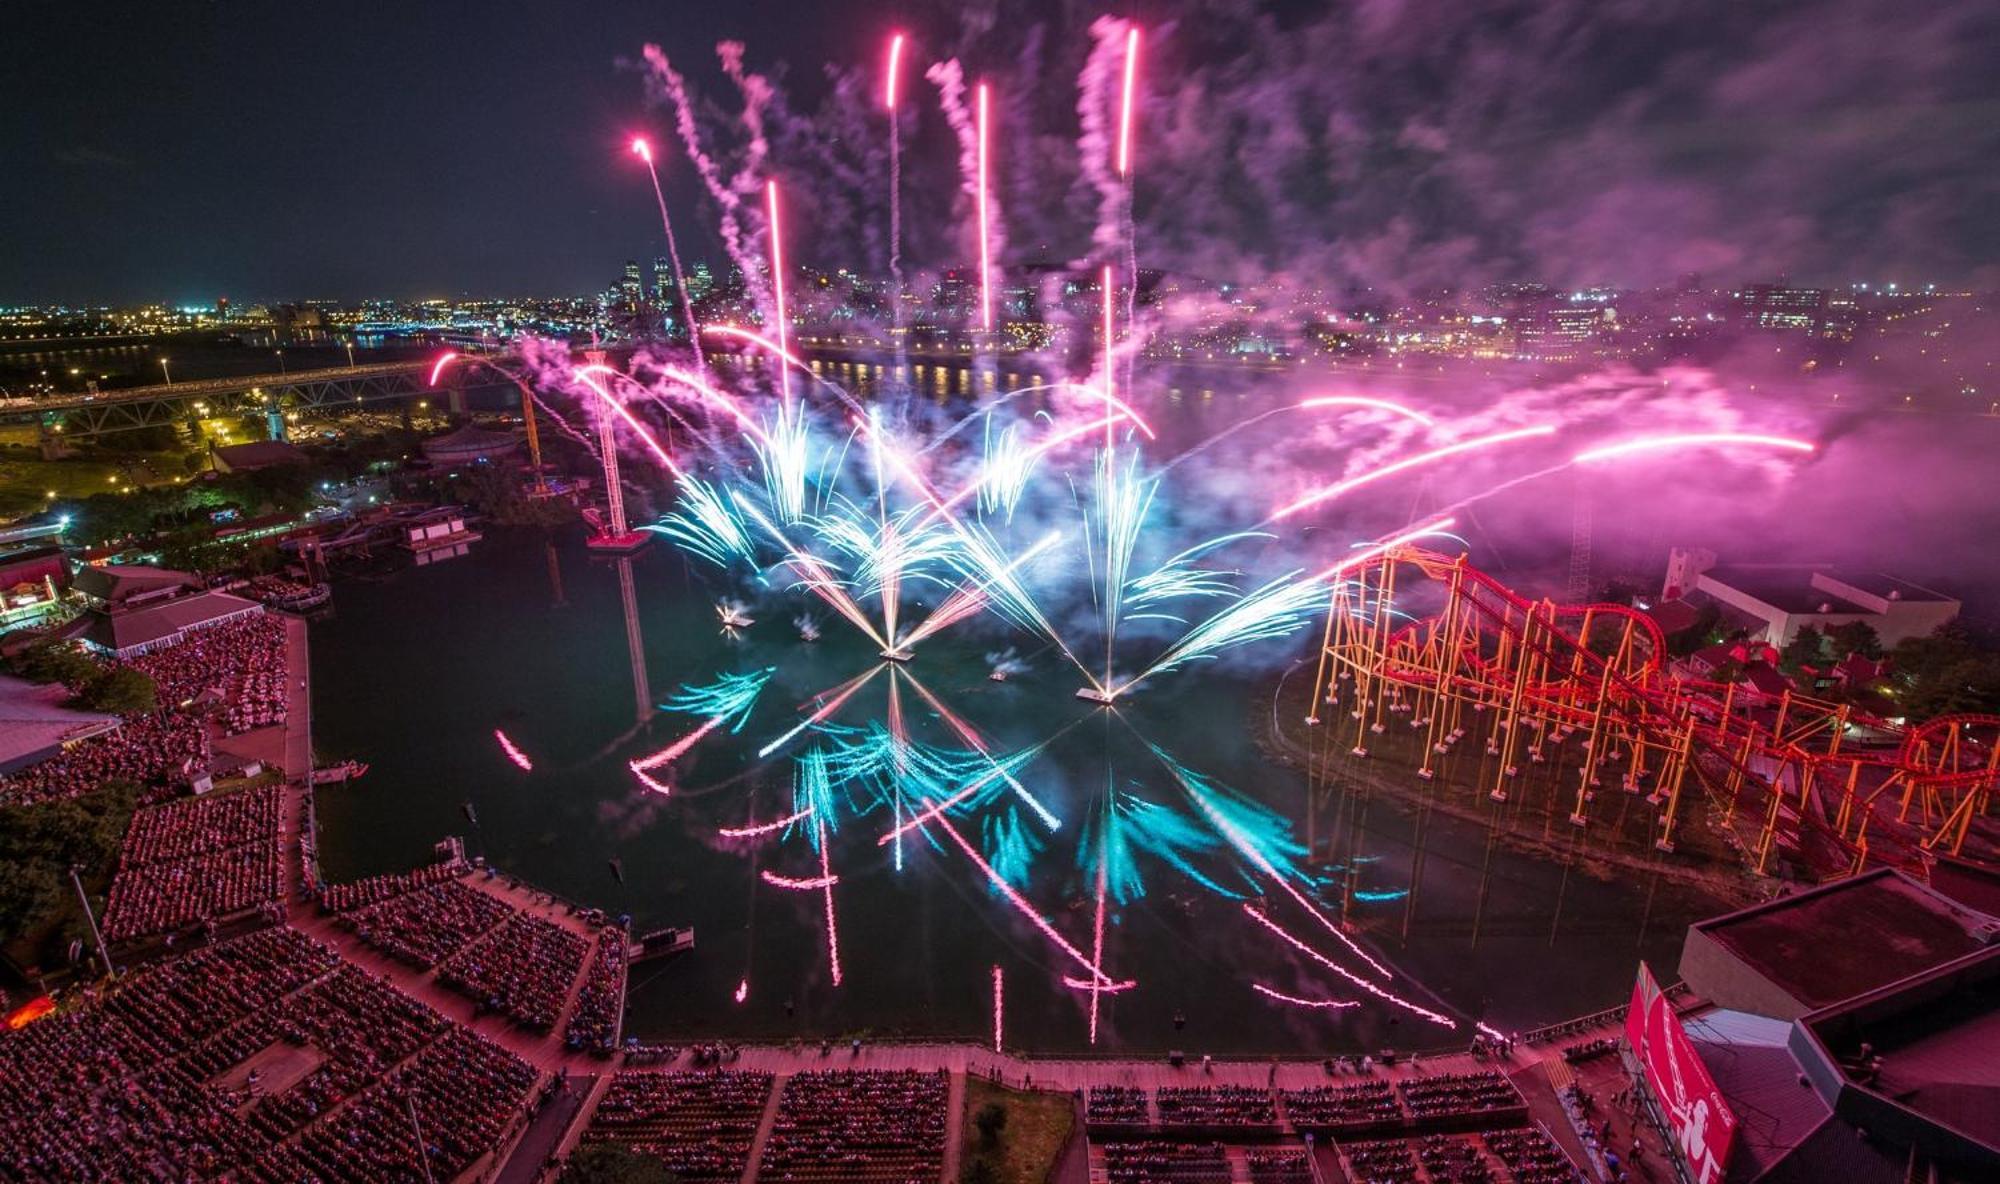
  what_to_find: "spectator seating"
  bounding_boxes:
[584,1070,774,1181]
[759,1069,947,1183]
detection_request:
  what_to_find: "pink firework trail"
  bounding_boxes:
[1244,905,1455,1028]
[761,870,840,891]
[1252,983,1360,1011]
[1063,974,1136,992]
[1171,757,1393,979]
[733,979,749,1004]
[1116,26,1139,177]
[756,664,884,759]
[1297,395,1436,427]
[976,83,994,332]
[876,756,1038,847]
[766,181,792,406]
[426,351,459,387]
[719,808,814,839]
[570,368,687,479]
[494,730,533,772]
[818,817,842,986]
[1272,425,1556,521]
[1088,861,1109,1044]
[630,137,704,376]
[884,33,905,109]
[1573,432,1815,465]
[629,713,731,795]
[932,814,1114,987]
[992,965,1004,1052]
[697,326,872,419]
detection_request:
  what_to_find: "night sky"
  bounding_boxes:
[7,0,1997,304]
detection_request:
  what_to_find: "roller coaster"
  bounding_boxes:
[1306,547,1999,881]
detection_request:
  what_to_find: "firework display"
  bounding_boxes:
[447,25,1836,1047]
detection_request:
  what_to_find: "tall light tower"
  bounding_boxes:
[583,349,649,552]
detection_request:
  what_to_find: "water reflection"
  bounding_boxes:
[311,536,1715,1054]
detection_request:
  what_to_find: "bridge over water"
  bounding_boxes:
[0,359,526,453]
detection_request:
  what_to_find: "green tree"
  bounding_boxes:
[183,451,209,476]
[1892,623,2000,721]
[76,667,158,715]
[557,1144,679,1184]
[0,780,138,945]
[1828,620,1883,661]
[1780,625,1826,672]
[974,1101,1009,1149]
[14,641,100,689]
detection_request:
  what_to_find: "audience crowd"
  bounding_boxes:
[1155,1085,1277,1128]
[1282,1081,1401,1128]
[124,615,288,736]
[1245,1149,1313,1183]
[1088,1085,1151,1125]
[436,912,588,1033]
[0,711,207,808]
[316,860,464,914]
[1482,1127,1583,1184]
[585,1070,774,1181]
[339,879,510,967]
[759,1069,947,1184]
[1102,1140,1229,1183]
[0,925,544,1183]
[0,614,291,809]
[102,784,284,942]
[1398,1071,1523,1123]
[565,926,629,1052]
[1415,1134,1496,1183]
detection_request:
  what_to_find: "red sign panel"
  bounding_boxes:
[1627,963,1737,1184]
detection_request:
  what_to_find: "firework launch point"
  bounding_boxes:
[879,647,915,663]
[1075,686,1117,704]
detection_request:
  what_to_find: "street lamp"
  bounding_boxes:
[159,358,173,385]
[275,349,287,374]
[343,341,355,368]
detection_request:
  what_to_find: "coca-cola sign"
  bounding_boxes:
[1627,963,1738,1184]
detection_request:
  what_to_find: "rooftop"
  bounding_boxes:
[0,673,118,771]
[83,590,262,654]
[1702,566,1871,615]
[1694,870,1997,1011]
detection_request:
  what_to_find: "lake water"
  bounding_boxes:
[309,529,1716,1056]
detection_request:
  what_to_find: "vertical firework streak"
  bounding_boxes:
[1095,448,1154,688]
[1102,266,1117,450]
[631,138,705,375]
[818,814,842,985]
[885,35,907,390]
[992,965,1004,1051]
[976,82,994,333]
[766,181,792,407]
[1089,858,1108,1044]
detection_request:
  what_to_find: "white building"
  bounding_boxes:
[1661,548,1958,648]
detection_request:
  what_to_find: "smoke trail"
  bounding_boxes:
[640,44,767,315]
[928,59,1005,328]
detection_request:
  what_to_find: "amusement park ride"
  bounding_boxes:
[1306,546,2000,880]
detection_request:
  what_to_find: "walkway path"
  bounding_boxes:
[495,1074,598,1184]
